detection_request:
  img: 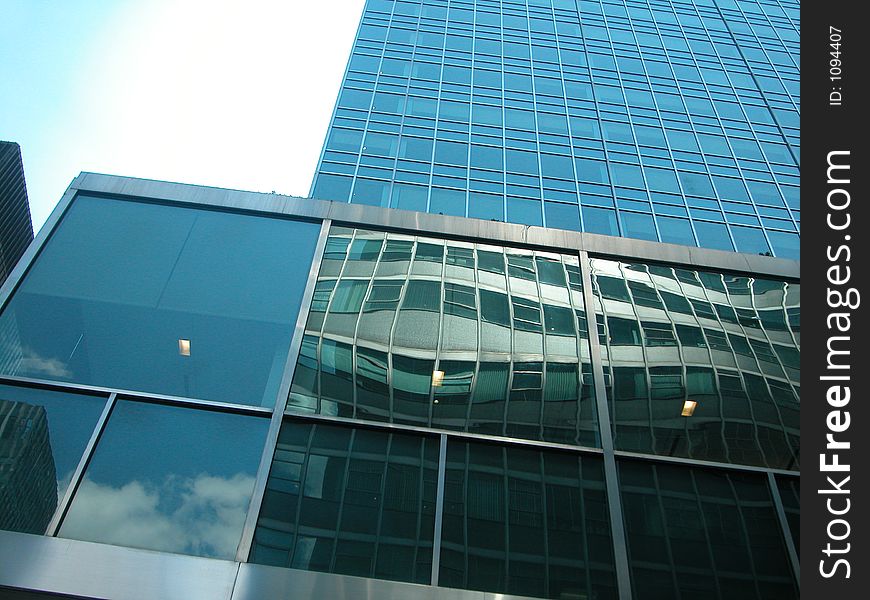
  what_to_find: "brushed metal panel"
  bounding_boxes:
[233,563,496,600]
[0,531,237,600]
[67,173,799,280]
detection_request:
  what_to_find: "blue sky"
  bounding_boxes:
[0,0,365,233]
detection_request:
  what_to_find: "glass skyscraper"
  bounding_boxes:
[0,2,800,599]
[311,0,799,259]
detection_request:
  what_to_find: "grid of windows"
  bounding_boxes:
[288,226,599,447]
[590,257,799,469]
[0,186,799,600]
[312,0,800,258]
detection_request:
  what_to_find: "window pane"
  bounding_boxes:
[0,384,105,535]
[251,421,438,585]
[0,196,320,407]
[59,400,268,559]
[440,441,618,599]
[590,257,799,469]
[289,228,599,447]
[620,461,797,599]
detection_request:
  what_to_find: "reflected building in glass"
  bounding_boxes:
[0,173,798,600]
[311,0,799,259]
[0,2,801,597]
[0,399,57,534]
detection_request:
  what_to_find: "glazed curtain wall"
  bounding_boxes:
[0,196,798,600]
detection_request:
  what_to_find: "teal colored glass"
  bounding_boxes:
[0,383,105,535]
[59,400,269,559]
[440,440,618,599]
[619,460,798,600]
[0,195,320,407]
[251,421,438,584]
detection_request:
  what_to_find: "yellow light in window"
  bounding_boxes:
[681,400,697,417]
[432,370,445,387]
[178,339,191,357]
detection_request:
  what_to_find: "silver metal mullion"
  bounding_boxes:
[0,183,80,312]
[578,250,633,600]
[0,375,270,418]
[235,218,332,562]
[430,433,448,586]
[767,471,800,585]
[46,392,118,537]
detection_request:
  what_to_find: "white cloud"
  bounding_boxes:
[60,472,257,559]
[17,347,72,378]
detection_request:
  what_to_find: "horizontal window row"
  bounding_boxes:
[0,382,798,599]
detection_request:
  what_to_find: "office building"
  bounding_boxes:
[0,141,35,286]
[0,1,801,598]
[0,173,798,599]
[311,0,799,258]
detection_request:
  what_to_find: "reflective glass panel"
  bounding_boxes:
[590,257,799,469]
[0,196,321,407]
[440,440,617,599]
[59,400,268,559]
[288,227,599,448]
[776,475,799,557]
[0,383,105,534]
[251,421,438,584]
[619,460,797,599]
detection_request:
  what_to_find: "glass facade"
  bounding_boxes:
[311,0,799,258]
[0,183,798,600]
[619,460,797,599]
[59,400,269,559]
[251,420,439,583]
[0,195,321,407]
[287,227,599,447]
[589,257,799,469]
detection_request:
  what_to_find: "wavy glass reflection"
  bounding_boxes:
[59,400,268,560]
[251,421,438,584]
[619,460,798,599]
[589,258,799,469]
[440,440,617,599]
[287,227,598,447]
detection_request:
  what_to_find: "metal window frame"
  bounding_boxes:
[0,173,800,599]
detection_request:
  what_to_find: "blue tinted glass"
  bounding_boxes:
[544,202,581,231]
[620,212,658,241]
[507,198,543,227]
[468,192,504,221]
[694,221,735,252]
[352,178,391,207]
[0,384,106,534]
[656,216,696,246]
[470,145,503,170]
[732,227,772,255]
[59,401,268,559]
[0,196,320,407]
[391,183,428,212]
[430,188,466,216]
[583,207,619,236]
[399,137,433,161]
[313,174,353,202]
[767,231,800,260]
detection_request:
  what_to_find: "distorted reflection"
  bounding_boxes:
[251,421,438,584]
[0,384,104,534]
[288,227,598,448]
[59,400,268,559]
[590,258,799,469]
